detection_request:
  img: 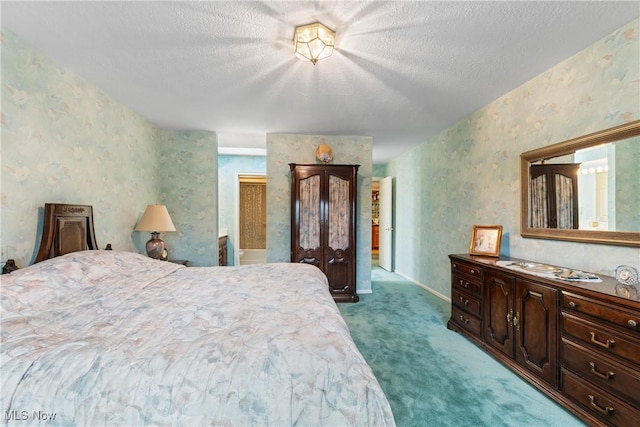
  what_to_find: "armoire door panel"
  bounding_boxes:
[298,174,322,250]
[328,174,350,250]
[327,247,352,293]
[293,247,323,269]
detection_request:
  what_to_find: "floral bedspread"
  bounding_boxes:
[1,251,395,426]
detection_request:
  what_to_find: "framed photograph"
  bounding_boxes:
[469,225,503,257]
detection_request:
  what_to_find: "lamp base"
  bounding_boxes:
[146,232,165,259]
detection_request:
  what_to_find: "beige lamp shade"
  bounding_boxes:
[135,205,176,232]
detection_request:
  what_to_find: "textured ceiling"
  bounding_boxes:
[2,1,638,163]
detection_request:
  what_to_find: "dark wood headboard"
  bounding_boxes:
[34,203,99,263]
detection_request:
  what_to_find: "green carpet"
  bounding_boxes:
[338,265,585,427]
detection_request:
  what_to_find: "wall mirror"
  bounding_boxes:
[521,120,640,247]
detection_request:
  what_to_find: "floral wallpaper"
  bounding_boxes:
[266,135,373,294]
[1,28,218,268]
[1,28,159,266]
[372,164,387,178]
[218,154,267,266]
[158,130,218,267]
[386,18,640,298]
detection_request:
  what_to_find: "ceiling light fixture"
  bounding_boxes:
[293,22,335,65]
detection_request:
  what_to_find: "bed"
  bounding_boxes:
[1,204,395,426]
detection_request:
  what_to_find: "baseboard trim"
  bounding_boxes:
[393,270,451,303]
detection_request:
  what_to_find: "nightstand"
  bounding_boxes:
[219,235,228,266]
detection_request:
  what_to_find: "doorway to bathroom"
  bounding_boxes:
[237,174,267,265]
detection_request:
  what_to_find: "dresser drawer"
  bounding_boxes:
[561,369,640,426]
[563,292,640,334]
[562,312,640,366]
[452,273,482,297]
[451,260,482,280]
[562,338,640,405]
[452,287,482,317]
[451,306,481,337]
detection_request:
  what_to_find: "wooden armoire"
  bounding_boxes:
[529,163,580,229]
[289,163,359,303]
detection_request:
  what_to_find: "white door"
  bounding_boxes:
[378,176,393,271]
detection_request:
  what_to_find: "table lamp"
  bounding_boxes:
[135,204,176,259]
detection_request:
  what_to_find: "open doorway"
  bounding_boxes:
[236,174,267,265]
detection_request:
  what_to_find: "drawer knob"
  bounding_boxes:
[588,395,614,416]
[589,362,615,380]
[458,315,469,324]
[628,319,638,328]
[452,263,457,269]
[470,269,475,274]
[568,301,577,308]
[459,296,469,306]
[590,332,615,349]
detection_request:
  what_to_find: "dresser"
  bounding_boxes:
[447,254,640,426]
[289,163,359,303]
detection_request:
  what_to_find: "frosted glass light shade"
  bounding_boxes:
[294,22,335,65]
[135,205,176,232]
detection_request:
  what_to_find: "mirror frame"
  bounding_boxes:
[520,120,640,247]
